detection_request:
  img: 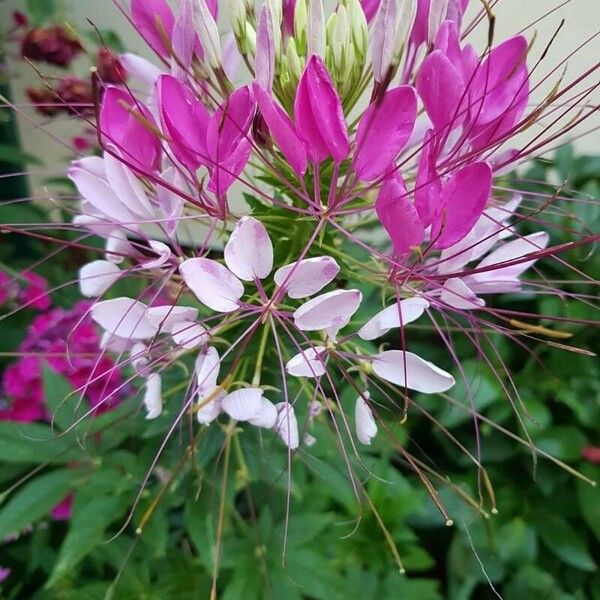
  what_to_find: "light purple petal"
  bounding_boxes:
[171,321,208,349]
[440,277,484,309]
[255,5,275,91]
[274,402,299,449]
[293,289,362,336]
[222,388,264,421]
[195,346,221,395]
[146,305,199,332]
[274,256,339,299]
[91,297,157,340]
[372,350,455,393]
[355,394,377,445]
[358,297,429,340]
[286,346,327,377]
[79,260,121,298]
[224,216,273,281]
[180,258,244,312]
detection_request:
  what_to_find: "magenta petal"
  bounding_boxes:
[294,55,349,164]
[470,35,529,127]
[376,175,425,255]
[361,0,382,22]
[417,50,466,132]
[253,83,308,177]
[131,0,175,60]
[157,75,209,170]
[432,162,493,249]
[99,86,161,172]
[354,86,417,182]
[414,129,442,227]
[207,138,253,195]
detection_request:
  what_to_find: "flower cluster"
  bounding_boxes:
[58,0,592,462]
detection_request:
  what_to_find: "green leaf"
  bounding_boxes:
[0,469,77,539]
[0,143,42,166]
[0,421,81,463]
[25,0,57,26]
[535,426,587,461]
[47,495,124,588]
[537,514,596,571]
[85,29,125,53]
[577,464,600,542]
[43,366,90,432]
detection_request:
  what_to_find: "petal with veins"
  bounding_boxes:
[180,258,244,313]
[274,402,299,449]
[171,321,208,349]
[440,277,484,309]
[222,388,265,421]
[355,394,377,445]
[224,216,273,281]
[372,350,455,393]
[146,305,199,332]
[358,297,429,340]
[143,373,162,419]
[92,298,157,340]
[286,346,327,377]
[79,260,121,298]
[294,289,362,336]
[274,256,339,299]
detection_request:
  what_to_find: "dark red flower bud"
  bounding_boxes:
[13,11,29,28]
[21,25,84,68]
[96,47,127,84]
[582,446,600,464]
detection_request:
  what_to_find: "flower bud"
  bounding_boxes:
[192,0,222,68]
[307,0,326,57]
[395,0,417,58]
[294,0,308,51]
[345,0,368,61]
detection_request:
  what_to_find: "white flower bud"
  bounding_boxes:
[307,0,326,58]
[192,0,222,68]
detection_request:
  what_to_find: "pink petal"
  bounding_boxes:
[416,50,465,132]
[131,0,175,60]
[207,138,253,195]
[286,346,327,377]
[92,298,157,340]
[354,86,417,182]
[224,216,273,281]
[99,87,161,172]
[274,402,299,449]
[180,258,244,313]
[431,162,492,249]
[361,0,382,22]
[143,373,162,419]
[372,350,455,393]
[355,394,377,445]
[146,305,199,331]
[157,75,210,171]
[293,289,362,337]
[358,297,429,340]
[79,260,121,298]
[414,129,442,227]
[440,277,484,309]
[294,55,349,164]
[253,83,308,177]
[376,175,425,255]
[274,256,339,299]
[470,35,528,127]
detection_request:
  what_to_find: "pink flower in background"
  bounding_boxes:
[21,25,84,67]
[51,494,74,521]
[18,272,51,310]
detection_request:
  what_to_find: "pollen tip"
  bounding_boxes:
[445,519,454,527]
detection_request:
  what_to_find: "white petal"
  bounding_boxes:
[91,298,157,340]
[143,373,162,419]
[100,331,132,353]
[146,305,199,332]
[196,387,225,424]
[274,402,299,450]
[224,216,273,281]
[440,278,484,310]
[104,150,154,219]
[293,289,362,337]
[274,256,340,299]
[372,350,455,393]
[79,260,121,297]
[355,394,377,445]
[247,397,278,428]
[222,388,265,421]
[285,346,327,377]
[171,321,208,349]
[195,346,221,395]
[472,232,550,284]
[358,298,429,340]
[120,53,162,88]
[180,258,244,313]
[105,229,133,264]
[130,342,149,372]
[142,240,172,269]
